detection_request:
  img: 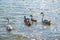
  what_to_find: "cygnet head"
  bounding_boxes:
[30,15,33,17]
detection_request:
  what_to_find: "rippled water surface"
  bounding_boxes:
[0,0,60,40]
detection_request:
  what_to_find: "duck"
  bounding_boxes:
[24,16,31,26]
[6,18,13,32]
[30,15,37,23]
[41,12,51,25]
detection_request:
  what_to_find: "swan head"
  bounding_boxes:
[41,12,44,17]
[41,12,43,14]
[6,18,9,20]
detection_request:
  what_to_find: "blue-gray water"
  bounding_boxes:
[0,0,60,40]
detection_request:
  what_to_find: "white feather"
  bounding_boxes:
[6,25,13,31]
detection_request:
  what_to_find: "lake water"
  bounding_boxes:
[0,0,60,40]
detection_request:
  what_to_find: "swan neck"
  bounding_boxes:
[8,19,9,24]
[31,16,33,20]
[42,14,44,22]
[42,17,43,22]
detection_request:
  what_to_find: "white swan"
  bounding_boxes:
[6,18,13,32]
